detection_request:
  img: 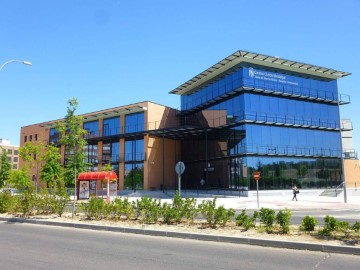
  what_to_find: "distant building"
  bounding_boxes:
[0,139,19,170]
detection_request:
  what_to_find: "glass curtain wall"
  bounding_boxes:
[84,120,99,138]
[103,117,120,136]
[125,112,144,133]
[124,138,144,190]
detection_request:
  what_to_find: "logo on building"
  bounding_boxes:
[249,67,255,78]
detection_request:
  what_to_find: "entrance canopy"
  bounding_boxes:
[78,171,117,181]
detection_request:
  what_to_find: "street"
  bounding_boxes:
[1,222,360,270]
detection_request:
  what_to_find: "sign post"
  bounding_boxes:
[175,161,185,196]
[253,171,261,208]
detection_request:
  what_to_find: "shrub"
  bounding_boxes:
[352,221,360,232]
[161,202,177,224]
[236,210,259,231]
[214,206,235,227]
[300,215,318,232]
[135,196,161,223]
[81,198,108,220]
[318,215,338,237]
[0,191,16,213]
[259,207,276,233]
[199,198,217,227]
[182,197,198,224]
[276,209,292,234]
[17,190,37,217]
[199,198,235,227]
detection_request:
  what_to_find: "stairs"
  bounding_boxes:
[319,188,343,197]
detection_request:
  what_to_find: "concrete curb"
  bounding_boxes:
[1,216,359,256]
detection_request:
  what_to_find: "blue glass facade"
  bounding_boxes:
[179,65,344,190]
[125,112,144,133]
[84,120,99,138]
[103,117,120,136]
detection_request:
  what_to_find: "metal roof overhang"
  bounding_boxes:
[39,105,147,128]
[169,50,351,96]
[78,171,118,180]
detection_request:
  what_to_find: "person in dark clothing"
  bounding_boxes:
[292,185,298,201]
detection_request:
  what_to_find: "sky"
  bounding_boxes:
[1,0,360,152]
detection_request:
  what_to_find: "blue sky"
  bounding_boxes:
[1,0,359,152]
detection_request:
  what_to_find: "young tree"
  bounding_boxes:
[0,148,12,189]
[56,98,88,187]
[19,141,46,186]
[40,145,64,187]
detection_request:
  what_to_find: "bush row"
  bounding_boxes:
[2,191,360,240]
[0,188,69,217]
[81,194,235,228]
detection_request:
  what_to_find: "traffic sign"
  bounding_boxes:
[175,161,185,175]
[253,171,261,181]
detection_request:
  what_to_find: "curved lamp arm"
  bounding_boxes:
[0,60,32,71]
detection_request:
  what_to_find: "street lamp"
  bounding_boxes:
[0,60,32,72]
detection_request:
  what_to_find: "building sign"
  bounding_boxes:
[246,67,299,86]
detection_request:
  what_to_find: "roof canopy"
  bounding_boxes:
[169,50,351,96]
[78,171,118,181]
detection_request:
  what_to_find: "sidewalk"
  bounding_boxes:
[115,188,360,211]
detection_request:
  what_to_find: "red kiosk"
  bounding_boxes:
[77,171,118,203]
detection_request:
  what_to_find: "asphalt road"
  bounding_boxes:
[1,222,360,270]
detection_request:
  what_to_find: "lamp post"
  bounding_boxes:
[0,60,32,72]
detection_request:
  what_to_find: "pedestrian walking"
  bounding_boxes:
[292,184,299,201]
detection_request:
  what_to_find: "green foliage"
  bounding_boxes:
[352,221,360,232]
[17,190,37,217]
[276,209,292,234]
[135,195,161,223]
[161,202,176,224]
[35,188,53,214]
[0,148,12,188]
[8,169,33,192]
[161,194,198,225]
[199,198,235,227]
[40,145,63,186]
[199,198,217,227]
[56,98,89,187]
[300,215,318,232]
[111,197,135,220]
[235,209,258,230]
[182,197,198,224]
[81,198,109,220]
[0,191,17,213]
[259,207,276,233]
[214,206,235,227]
[318,215,339,237]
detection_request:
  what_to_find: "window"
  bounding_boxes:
[125,113,144,133]
[13,164,17,169]
[35,134,38,141]
[30,135,33,141]
[14,150,18,155]
[84,120,99,138]
[24,136,27,142]
[103,117,120,136]
[13,157,18,162]
[7,149,12,155]
[49,128,59,144]
[8,157,11,162]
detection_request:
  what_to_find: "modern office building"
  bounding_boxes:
[0,139,19,170]
[20,50,351,191]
